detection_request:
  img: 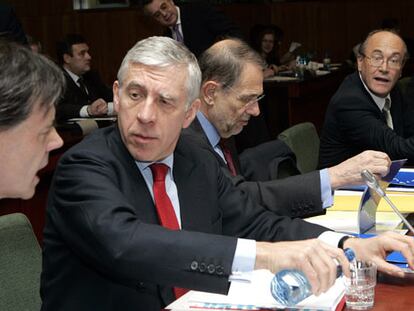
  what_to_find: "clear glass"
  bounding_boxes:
[344,261,377,310]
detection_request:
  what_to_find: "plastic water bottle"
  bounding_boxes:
[270,248,355,306]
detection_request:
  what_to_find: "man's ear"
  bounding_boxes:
[201,80,219,106]
[182,98,201,129]
[113,81,120,113]
[63,53,71,65]
[356,55,363,72]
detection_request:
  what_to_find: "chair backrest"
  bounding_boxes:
[397,76,412,98]
[277,122,320,174]
[0,213,41,310]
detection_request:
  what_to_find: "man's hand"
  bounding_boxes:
[328,150,390,189]
[255,239,350,296]
[344,231,414,277]
[87,98,108,116]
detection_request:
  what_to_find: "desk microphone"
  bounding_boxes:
[361,169,414,235]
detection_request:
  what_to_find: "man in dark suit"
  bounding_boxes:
[56,34,113,122]
[184,38,391,218]
[142,0,242,56]
[40,36,414,311]
[0,41,64,200]
[319,29,414,168]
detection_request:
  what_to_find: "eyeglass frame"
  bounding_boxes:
[359,52,405,70]
[220,84,265,109]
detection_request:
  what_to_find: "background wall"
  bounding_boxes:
[7,0,414,86]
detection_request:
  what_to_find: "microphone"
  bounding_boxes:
[361,169,414,235]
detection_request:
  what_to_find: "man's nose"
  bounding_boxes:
[246,101,260,117]
[137,98,156,123]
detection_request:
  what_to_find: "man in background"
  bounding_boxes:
[141,0,242,56]
[319,29,414,168]
[56,33,113,122]
[0,40,64,199]
[184,38,391,218]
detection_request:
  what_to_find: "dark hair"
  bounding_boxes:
[198,37,264,89]
[56,33,86,65]
[250,24,283,66]
[358,29,409,62]
[0,40,65,129]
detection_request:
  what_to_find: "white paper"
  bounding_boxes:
[167,270,345,310]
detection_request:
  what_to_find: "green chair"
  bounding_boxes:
[0,213,41,311]
[397,76,412,98]
[278,122,320,174]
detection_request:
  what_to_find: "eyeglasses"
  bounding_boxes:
[361,53,404,70]
[222,85,265,108]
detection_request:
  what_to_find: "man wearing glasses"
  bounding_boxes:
[319,29,414,168]
[183,38,391,218]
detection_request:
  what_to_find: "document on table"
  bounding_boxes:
[167,269,345,310]
[306,210,405,234]
[264,76,299,82]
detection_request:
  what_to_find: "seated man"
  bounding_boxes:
[56,33,113,122]
[141,0,242,56]
[0,40,64,200]
[319,29,414,168]
[41,36,414,311]
[183,38,390,218]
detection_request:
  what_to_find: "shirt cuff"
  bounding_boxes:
[320,168,334,209]
[229,238,256,282]
[107,102,114,115]
[80,105,89,117]
[318,231,347,247]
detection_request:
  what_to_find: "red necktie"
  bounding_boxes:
[219,139,237,176]
[150,163,188,299]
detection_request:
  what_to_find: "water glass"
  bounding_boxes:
[344,261,377,310]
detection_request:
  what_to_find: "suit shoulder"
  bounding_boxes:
[176,133,219,165]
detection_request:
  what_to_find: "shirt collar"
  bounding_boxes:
[64,67,81,84]
[135,154,174,173]
[358,72,391,111]
[169,6,181,30]
[196,111,221,148]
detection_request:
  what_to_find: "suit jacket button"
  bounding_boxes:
[190,261,198,271]
[199,262,206,272]
[207,264,215,274]
[216,265,224,275]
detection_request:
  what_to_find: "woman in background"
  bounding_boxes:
[251,24,300,78]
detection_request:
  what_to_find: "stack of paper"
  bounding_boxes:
[167,270,345,310]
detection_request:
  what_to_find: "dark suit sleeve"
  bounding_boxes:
[84,70,113,103]
[335,93,414,162]
[232,171,324,218]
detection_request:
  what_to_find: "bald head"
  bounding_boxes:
[359,29,408,60]
[199,38,265,89]
[197,38,264,138]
